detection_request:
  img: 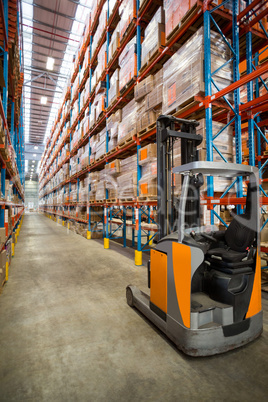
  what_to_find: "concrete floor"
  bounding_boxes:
[0,213,267,402]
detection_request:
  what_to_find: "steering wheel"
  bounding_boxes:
[200,232,217,243]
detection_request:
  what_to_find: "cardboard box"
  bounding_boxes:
[139,143,157,165]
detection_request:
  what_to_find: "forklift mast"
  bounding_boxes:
[157,115,203,240]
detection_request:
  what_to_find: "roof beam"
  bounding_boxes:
[22,16,81,37]
[24,84,63,93]
[24,66,68,80]
[23,48,69,61]
[23,30,76,48]
[22,0,85,24]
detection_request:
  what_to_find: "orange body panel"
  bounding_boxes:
[246,251,262,318]
[172,243,192,328]
[150,250,167,313]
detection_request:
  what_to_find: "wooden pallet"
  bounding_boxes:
[138,122,157,138]
[119,77,136,97]
[137,195,157,201]
[120,18,136,48]
[106,147,118,157]
[118,198,134,203]
[106,198,118,204]
[139,46,165,75]
[118,136,135,149]
[106,97,119,113]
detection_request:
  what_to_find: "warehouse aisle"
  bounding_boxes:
[0,213,267,401]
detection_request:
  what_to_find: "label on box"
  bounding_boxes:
[151,162,157,176]
[168,82,176,107]
[141,183,148,195]
[140,149,148,161]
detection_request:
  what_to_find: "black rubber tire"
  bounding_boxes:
[126,286,134,307]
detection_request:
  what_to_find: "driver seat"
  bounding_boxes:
[206,183,257,271]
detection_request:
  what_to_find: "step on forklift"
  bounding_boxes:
[126,115,263,356]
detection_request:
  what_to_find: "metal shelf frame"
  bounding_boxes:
[40,0,268,264]
[0,0,24,249]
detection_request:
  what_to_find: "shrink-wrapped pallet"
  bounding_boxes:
[118,99,137,144]
[119,0,137,41]
[138,144,157,198]
[164,0,197,39]
[119,36,137,91]
[141,7,165,68]
[108,23,120,63]
[95,169,106,201]
[117,155,137,199]
[108,68,119,107]
[95,128,106,159]
[162,27,233,115]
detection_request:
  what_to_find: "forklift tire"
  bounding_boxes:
[126,286,134,307]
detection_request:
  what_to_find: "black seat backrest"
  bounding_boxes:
[224,183,256,252]
[225,216,255,252]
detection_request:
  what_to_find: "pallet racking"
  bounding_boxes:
[0,0,25,284]
[39,0,268,265]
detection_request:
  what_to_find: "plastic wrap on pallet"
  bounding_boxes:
[95,128,106,159]
[164,0,197,39]
[95,169,107,200]
[146,69,163,110]
[162,27,233,115]
[117,155,137,199]
[108,68,119,106]
[118,99,137,144]
[108,23,120,63]
[93,92,106,121]
[134,75,154,101]
[119,0,137,41]
[141,7,165,69]
[138,144,157,197]
[119,36,137,91]
[97,41,107,82]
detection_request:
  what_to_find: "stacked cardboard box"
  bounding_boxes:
[135,70,163,133]
[108,69,119,107]
[105,159,121,199]
[138,144,157,198]
[95,170,106,201]
[141,7,165,69]
[119,36,137,91]
[164,0,197,39]
[119,0,137,41]
[117,155,137,199]
[107,109,122,151]
[162,27,233,114]
[118,99,137,144]
[108,24,120,63]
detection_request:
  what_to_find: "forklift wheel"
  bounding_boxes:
[126,286,134,307]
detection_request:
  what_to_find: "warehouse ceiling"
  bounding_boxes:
[21,0,92,180]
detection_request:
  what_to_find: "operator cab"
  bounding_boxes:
[172,161,259,323]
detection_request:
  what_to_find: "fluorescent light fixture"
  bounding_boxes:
[33,154,36,157]
[46,57,55,70]
[41,97,47,105]
[34,146,38,150]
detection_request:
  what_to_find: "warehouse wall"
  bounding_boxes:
[25,179,39,210]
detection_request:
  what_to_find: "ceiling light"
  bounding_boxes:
[34,146,38,150]
[33,154,36,157]
[41,97,47,105]
[46,57,54,70]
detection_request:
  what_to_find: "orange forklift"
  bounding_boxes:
[126,115,262,356]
